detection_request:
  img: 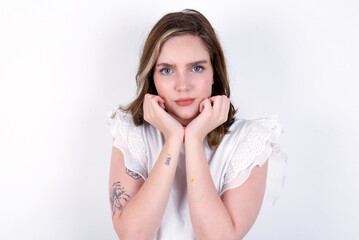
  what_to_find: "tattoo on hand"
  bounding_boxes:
[165,154,171,166]
[126,168,141,180]
[110,181,130,218]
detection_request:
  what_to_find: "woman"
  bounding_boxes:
[107,9,287,240]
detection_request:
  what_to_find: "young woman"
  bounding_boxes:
[107,9,287,240]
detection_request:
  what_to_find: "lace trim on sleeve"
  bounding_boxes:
[225,117,278,182]
[107,105,147,169]
[222,115,288,206]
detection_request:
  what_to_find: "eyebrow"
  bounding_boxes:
[156,60,209,68]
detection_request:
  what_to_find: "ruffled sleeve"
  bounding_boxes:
[106,105,148,180]
[221,115,288,206]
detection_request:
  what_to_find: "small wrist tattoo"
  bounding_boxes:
[165,154,171,166]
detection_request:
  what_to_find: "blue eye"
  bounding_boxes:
[192,66,204,72]
[160,68,173,75]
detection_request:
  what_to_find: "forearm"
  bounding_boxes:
[185,138,235,240]
[116,139,182,239]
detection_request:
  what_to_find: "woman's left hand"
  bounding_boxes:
[185,95,230,141]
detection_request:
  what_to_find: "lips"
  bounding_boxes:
[175,98,195,106]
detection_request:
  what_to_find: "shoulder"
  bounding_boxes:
[222,114,287,204]
[106,104,149,179]
[221,114,282,180]
[228,114,281,135]
[240,115,282,145]
[223,115,282,151]
[107,105,133,125]
[106,105,143,136]
[106,104,147,161]
[227,115,283,167]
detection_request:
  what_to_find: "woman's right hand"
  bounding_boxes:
[143,93,184,143]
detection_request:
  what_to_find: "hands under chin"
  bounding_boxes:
[144,93,230,144]
[185,95,230,142]
[143,94,185,144]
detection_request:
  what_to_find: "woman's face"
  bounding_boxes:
[153,34,214,127]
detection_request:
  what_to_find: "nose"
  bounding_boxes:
[175,71,191,92]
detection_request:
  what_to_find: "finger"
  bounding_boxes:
[156,95,164,102]
[210,95,222,113]
[202,99,212,112]
[155,97,165,109]
[199,98,209,112]
[212,96,229,121]
[199,98,208,112]
[145,93,154,99]
[151,95,165,109]
[160,102,165,109]
[199,101,204,112]
[220,97,230,120]
[157,96,165,105]
[209,97,214,106]
[144,94,152,111]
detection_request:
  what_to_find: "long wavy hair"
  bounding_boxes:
[118,9,238,150]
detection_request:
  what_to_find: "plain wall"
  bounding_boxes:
[0,0,358,239]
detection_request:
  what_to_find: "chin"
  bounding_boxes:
[174,109,199,120]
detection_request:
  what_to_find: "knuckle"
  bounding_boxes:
[219,114,227,123]
[144,94,150,101]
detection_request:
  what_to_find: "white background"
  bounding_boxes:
[1,0,358,239]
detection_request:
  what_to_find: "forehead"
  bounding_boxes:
[156,34,210,63]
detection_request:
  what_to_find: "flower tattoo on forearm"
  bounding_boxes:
[110,181,130,218]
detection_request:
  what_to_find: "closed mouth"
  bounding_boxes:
[175,99,195,106]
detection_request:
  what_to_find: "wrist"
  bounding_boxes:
[184,134,204,145]
[165,135,184,146]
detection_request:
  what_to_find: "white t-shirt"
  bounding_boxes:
[107,105,287,240]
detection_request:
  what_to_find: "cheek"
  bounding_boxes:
[200,70,213,91]
[154,79,169,98]
[198,78,213,96]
